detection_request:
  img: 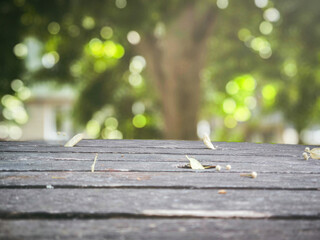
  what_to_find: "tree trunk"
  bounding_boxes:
[139,3,215,139]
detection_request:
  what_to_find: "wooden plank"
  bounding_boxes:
[0,151,309,164]
[0,141,307,157]
[0,172,319,189]
[0,189,320,218]
[0,145,303,156]
[0,158,319,173]
[0,139,312,149]
[0,219,319,240]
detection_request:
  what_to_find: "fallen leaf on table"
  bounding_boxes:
[309,148,320,159]
[203,134,216,150]
[179,164,216,169]
[304,147,320,160]
[64,133,84,147]
[185,155,205,170]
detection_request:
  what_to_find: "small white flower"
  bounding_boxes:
[251,172,257,178]
[216,165,221,171]
[226,164,231,170]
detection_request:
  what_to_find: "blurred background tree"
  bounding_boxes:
[0,0,320,143]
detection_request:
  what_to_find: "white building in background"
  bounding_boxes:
[20,84,75,141]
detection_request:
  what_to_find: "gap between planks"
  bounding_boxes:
[0,211,319,220]
[1,170,320,175]
[0,185,319,191]
[0,150,300,158]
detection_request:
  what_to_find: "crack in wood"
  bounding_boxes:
[0,185,318,191]
[0,211,319,220]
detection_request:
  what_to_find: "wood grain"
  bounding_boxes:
[0,189,319,218]
[1,172,319,189]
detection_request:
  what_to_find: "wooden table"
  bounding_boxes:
[0,140,319,239]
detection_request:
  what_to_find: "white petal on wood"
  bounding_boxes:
[64,133,84,147]
[185,155,205,170]
[310,148,320,159]
[203,134,216,150]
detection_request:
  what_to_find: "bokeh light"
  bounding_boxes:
[41,51,59,68]
[224,116,237,128]
[236,75,256,91]
[13,43,28,58]
[9,125,22,140]
[259,21,273,35]
[82,16,95,29]
[132,102,145,115]
[226,81,239,95]
[86,119,101,138]
[17,87,31,100]
[104,41,117,57]
[129,74,143,87]
[154,22,166,39]
[127,31,141,45]
[245,96,257,110]
[100,26,113,39]
[262,84,277,100]
[283,59,297,77]
[259,45,272,59]
[102,129,123,139]
[238,28,251,41]
[11,79,24,92]
[129,56,146,74]
[132,114,147,128]
[264,8,280,22]
[0,124,9,139]
[234,107,251,122]
[104,117,118,130]
[223,98,237,114]
[216,0,228,9]
[254,0,268,8]
[47,22,60,35]
[115,0,127,9]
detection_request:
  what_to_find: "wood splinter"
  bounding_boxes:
[91,153,99,172]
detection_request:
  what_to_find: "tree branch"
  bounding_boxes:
[193,6,216,42]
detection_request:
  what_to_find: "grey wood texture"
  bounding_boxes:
[0,139,319,239]
[0,189,319,217]
[1,219,319,240]
[1,172,319,189]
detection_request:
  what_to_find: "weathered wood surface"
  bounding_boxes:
[1,172,319,189]
[1,189,319,218]
[1,219,319,240]
[0,139,319,239]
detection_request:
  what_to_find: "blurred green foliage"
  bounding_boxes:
[0,0,320,142]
